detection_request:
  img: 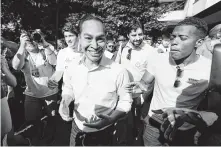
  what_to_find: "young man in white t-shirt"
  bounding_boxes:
[48,22,82,90]
[12,31,58,143]
[125,17,219,145]
[114,18,156,145]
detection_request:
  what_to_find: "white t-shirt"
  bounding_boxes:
[22,51,58,98]
[56,47,83,72]
[104,50,114,59]
[157,44,170,53]
[119,41,157,82]
[146,53,211,118]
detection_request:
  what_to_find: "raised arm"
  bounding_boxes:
[43,40,57,66]
[12,34,28,70]
[1,37,19,54]
[1,55,17,87]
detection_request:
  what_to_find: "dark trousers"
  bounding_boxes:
[143,115,197,146]
[113,102,144,146]
[113,111,134,146]
[22,94,58,139]
[70,120,114,146]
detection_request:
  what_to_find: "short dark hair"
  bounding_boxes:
[209,24,221,39]
[177,17,208,38]
[62,22,78,36]
[78,14,104,33]
[127,19,143,34]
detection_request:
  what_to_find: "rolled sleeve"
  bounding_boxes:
[56,50,65,72]
[116,69,132,113]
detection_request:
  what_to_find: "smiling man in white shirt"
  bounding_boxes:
[59,14,132,146]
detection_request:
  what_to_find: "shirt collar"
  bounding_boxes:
[169,53,200,68]
[78,54,111,69]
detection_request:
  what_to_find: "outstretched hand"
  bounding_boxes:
[83,114,113,130]
[124,81,147,94]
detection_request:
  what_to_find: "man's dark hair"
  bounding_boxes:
[177,17,208,38]
[78,14,104,33]
[209,24,221,39]
[62,22,78,36]
[127,19,143,34]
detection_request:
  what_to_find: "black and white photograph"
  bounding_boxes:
[1,0,221,146]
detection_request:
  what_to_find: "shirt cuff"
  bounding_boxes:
[115,95,132,113]
[61,89,74,99]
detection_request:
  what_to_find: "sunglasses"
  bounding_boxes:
[174,66,184,88]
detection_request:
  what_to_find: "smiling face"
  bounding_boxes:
[79,19,106,63]
[128,28,144,47]
[64,31,77,48]
[170,25,200,61]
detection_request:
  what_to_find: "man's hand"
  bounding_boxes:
[152,108,185,142]
[20,33,30,46]
[1,36,6,45]
[124,81,147,94]
[1,55,8,72]
[59,96,74,121]
[48,78,58,89]
[152,108,218,142]
[83,114,113,130]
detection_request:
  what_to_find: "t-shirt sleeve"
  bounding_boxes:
[146,50,158,76]
[56,50,65,72]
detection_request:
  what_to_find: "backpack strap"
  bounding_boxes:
[40,49,46,61]
[117,41,128,64]
[120,41,128,53]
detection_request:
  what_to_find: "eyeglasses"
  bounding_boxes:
[126,48,132,60]
[174,66,184,88]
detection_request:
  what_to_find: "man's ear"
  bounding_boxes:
[195,38,204,48]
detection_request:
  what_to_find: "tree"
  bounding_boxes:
[1,0,184,43]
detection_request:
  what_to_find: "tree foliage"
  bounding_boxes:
[1,0,184,42]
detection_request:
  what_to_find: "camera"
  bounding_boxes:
[31,32,43,43]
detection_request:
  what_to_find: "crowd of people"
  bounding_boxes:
[1,14,221,146]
